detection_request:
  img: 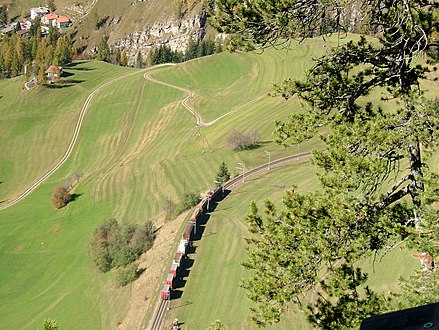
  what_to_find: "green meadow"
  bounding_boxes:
[0,34,436,329]
[164,161,421,329]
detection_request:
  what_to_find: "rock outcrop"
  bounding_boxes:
[113,13,208,65]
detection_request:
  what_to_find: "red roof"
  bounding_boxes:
[56,16,70,24]
[43,13,57,20]
[46,65,63,74]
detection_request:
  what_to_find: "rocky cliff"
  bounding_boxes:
[68,0,209,65]
[113,12,208,65]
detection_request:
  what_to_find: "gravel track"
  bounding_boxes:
[0,65,173,211]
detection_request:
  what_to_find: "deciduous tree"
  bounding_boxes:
[213,0,439,327]
[120,50,127,66]
[51,186,71,209]
[135,51,144,68]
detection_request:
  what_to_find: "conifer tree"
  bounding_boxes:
[213,0,439,327]
[185,36,198,60]
[0,5,7,25]
[54,35,72,66]
[47,0,56,13]
[115,47,121,65]
[97,37,110,62]
[215,161,230,184]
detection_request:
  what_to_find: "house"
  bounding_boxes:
[42,13,57,26]
[30,7,49,20]
[0,25,14,36]
[56,16,70,29]
[16,29,29,37]
[46,66,63,81]
[22,21,32,30]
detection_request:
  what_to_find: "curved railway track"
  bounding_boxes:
[224,152,311,189]
[148,152,312,329]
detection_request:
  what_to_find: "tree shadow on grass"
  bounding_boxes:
[43,79,85,89]
[62,71,75,78]
[69,67,94,71]
[65,61,87,68]
[69,193,83,202]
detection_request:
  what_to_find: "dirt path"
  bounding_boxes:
[143,72,265,127]
[0,64,173,211]
[80,0,99,19]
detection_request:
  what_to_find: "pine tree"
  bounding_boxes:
[10,42,20,77]
[213,0,439,327]
[0,5,8,25]
[1,38,12,76]
[185,36,198,60]
[115,48,121,65]
[29,17,41,38]
[47,23,59,47]
[35,39,47,83]
[14,21,21,33]
[54,35,72,66]
[215,161,230,184]
[97,37,110,62]
[47,0,56,13]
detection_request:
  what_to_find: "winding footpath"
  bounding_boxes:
[144,71,265,127]
[0,65,172,211]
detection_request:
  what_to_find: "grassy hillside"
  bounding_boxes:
[164,162,420,329]
[0,61,134,203]
[0,34,437,329]
[0,37,332,329]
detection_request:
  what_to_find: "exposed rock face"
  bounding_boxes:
[113,13,208,65]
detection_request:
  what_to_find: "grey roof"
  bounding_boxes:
[30,7,49,13]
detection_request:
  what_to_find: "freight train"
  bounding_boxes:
[160,184,222,300]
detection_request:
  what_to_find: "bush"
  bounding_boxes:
[227,130,260,151]
[89,219,156,272]
[116,263,139,287]
[51,186,71,209]
[177,191,201,213]
[39,318,58,330]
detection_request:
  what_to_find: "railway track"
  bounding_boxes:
[147,152,311,329]
[149,298,170,330]
[224,152,311,189]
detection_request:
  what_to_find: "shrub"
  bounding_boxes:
[177,191,201,213]
[227,130,260,151]
[39,318,58,330]
[89,219,156,272]
[116,263,139,287]
[51,186,71,209]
